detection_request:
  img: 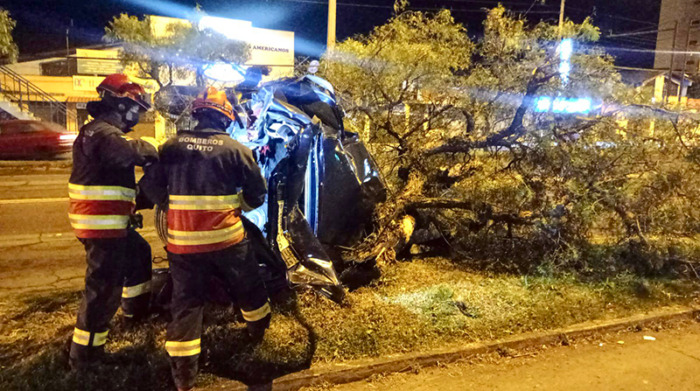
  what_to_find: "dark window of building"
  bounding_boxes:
[688,60,695,65]
[40,59,76,76]
[692,20,700,26]
[691,40,699,46]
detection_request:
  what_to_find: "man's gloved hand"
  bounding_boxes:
[129,213,144,229]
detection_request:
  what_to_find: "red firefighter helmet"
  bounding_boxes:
[191,86,235,121]
[97,74,151,111]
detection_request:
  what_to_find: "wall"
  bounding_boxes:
[655,0,700,74]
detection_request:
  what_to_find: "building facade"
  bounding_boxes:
[655,0,700,76]
[1,15,295,136]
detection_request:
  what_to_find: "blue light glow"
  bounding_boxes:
[534,97,592,114]
[559,38,574,84]
[203,63,246,82]
[199,16,253,40]
[535,97,552,112]
[560,39,573,61]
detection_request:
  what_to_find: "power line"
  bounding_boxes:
[523,0,541,16]
[606,36,657,47]
[564,8,658,27]
[595,45,700,55]
[442,0,546,5]
[274,0,558,13]
[607,29,660,38]
[274,0,656,25]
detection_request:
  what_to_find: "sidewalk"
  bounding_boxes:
[331,318,700,391]
[201,306,700,391]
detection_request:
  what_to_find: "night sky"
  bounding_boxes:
[2,0,660,67]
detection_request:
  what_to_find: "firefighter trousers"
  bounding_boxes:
[69,229,152,365]
[166,238,271,390]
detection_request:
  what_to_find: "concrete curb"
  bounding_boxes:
[0,160,72,168]
[201,306,700,391]
[0,160,72,174]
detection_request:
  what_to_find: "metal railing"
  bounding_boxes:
[0,64,78,131]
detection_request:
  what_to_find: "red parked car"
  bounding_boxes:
[0,120,77,160]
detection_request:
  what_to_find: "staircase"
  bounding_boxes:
[0,99,36,121]
[0,65,78,130]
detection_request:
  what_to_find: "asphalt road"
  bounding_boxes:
[0,171,156,235]
[330,322,700,391]
[0,169,164,292]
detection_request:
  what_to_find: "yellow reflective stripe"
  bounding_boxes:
[170,195,239,202]
[167,222,243,246]
[238,191,255,212]
[241,301,271,322]
[72,328,108,347]
[165,339,201,357]
[93,331,108,346]
[169,194,240,210]
[122,281,152,298]
[169,203,240,210]
[69,193,134,201]
[69,214,130,230]
[68,183,135,201]
[72,328,91,346]
[69,183,136,195]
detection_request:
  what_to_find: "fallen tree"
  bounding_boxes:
[322,4,700,275]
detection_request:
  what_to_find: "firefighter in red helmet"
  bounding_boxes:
[68,74,158,370]
[139,87,270,391]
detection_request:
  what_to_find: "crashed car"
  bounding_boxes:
[152,74,386,303]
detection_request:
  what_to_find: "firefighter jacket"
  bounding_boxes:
[140,127,267,254]
[68,112,158,239]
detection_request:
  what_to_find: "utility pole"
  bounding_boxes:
[327,0,337,50]
[558,0,566,37]
[681,20,692,99]
[66,19,73,75]
[667,21,679,103]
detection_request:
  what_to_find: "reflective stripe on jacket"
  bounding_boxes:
[138,128,267,255]
[68,115,157,239]
[167,194,245,254]
[68,183,135,238]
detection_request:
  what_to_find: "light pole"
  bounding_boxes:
[558,0,566,37]
[327,0,337,50]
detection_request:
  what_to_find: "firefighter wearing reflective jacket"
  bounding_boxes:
[139,87,270,391]
[68,74,158,369]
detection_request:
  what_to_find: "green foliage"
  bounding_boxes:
[0,9,18,64]
[323,4,700,274]
[104,12,250,88]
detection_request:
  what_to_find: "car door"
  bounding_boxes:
[18,122,47,157]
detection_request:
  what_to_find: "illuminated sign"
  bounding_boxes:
[194,15,294,72]
[76,49,120,59]
[148,15,295,79]
[74,48,123,76]
[77,59,123,76]
[72,75,159,94]
[73,75,106,91]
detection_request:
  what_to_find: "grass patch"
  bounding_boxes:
[1,257,698,390]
